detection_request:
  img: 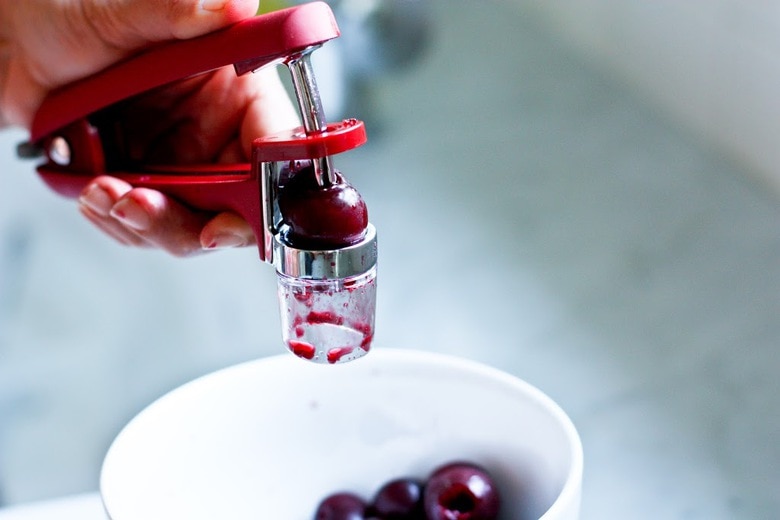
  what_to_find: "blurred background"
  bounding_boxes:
[1,1,779,518]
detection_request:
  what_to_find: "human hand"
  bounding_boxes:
[1,0,300,256]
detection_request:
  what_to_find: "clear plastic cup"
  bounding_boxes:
[272,224,377,364]
[277,266,376,364]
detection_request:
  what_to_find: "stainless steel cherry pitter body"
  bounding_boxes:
[21,2,378,364]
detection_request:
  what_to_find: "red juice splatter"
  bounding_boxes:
[288,340,316,360]
[352,322,371,335]
[327,347,354,364]
[293,289,313,305]
[307,311,344,326]
[292,314,305,337]
[352,322,374,350]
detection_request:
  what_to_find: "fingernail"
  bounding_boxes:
[79,185,113,217]
[110,199,151,231]
[204,233,248,249]
[200,0,228,11]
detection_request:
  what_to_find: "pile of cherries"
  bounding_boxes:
[313,461,501,520]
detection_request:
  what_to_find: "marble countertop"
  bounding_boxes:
[1,2,778,519]
[0,494,104,520]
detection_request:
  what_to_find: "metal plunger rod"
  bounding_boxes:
[287,49,336,186]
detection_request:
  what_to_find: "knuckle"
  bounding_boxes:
[78,1,127,47]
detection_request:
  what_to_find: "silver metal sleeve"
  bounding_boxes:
[273,224,377,280]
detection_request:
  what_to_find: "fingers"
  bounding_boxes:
[200,212,256,250]
[112,65,299,165]
[78,176,254,257]
[120,67,251,164]
[78,177,146,247]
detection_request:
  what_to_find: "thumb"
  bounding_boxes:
[81,0,261,46]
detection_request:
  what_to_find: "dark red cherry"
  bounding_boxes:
[369,478,425,519]
[423,462,501,520]
[314,492,369,520]
[278,161,368,249]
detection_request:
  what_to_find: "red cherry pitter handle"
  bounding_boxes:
[26,1,367,262]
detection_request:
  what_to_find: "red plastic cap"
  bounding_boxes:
[252,119,367,162]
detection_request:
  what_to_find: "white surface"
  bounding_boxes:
[100,350,582,520]
[1,1,779,519]
[0,493,105,520]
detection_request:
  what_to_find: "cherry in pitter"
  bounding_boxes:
[278,159,368,250]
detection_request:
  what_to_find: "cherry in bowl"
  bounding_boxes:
[313,461,500,520]
[423,462,500,520]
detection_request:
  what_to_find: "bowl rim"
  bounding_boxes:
[100,348,584,519]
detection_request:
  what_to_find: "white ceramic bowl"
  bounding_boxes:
[100,349,583,519]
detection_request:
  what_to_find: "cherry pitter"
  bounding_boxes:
[19,2,377,365]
